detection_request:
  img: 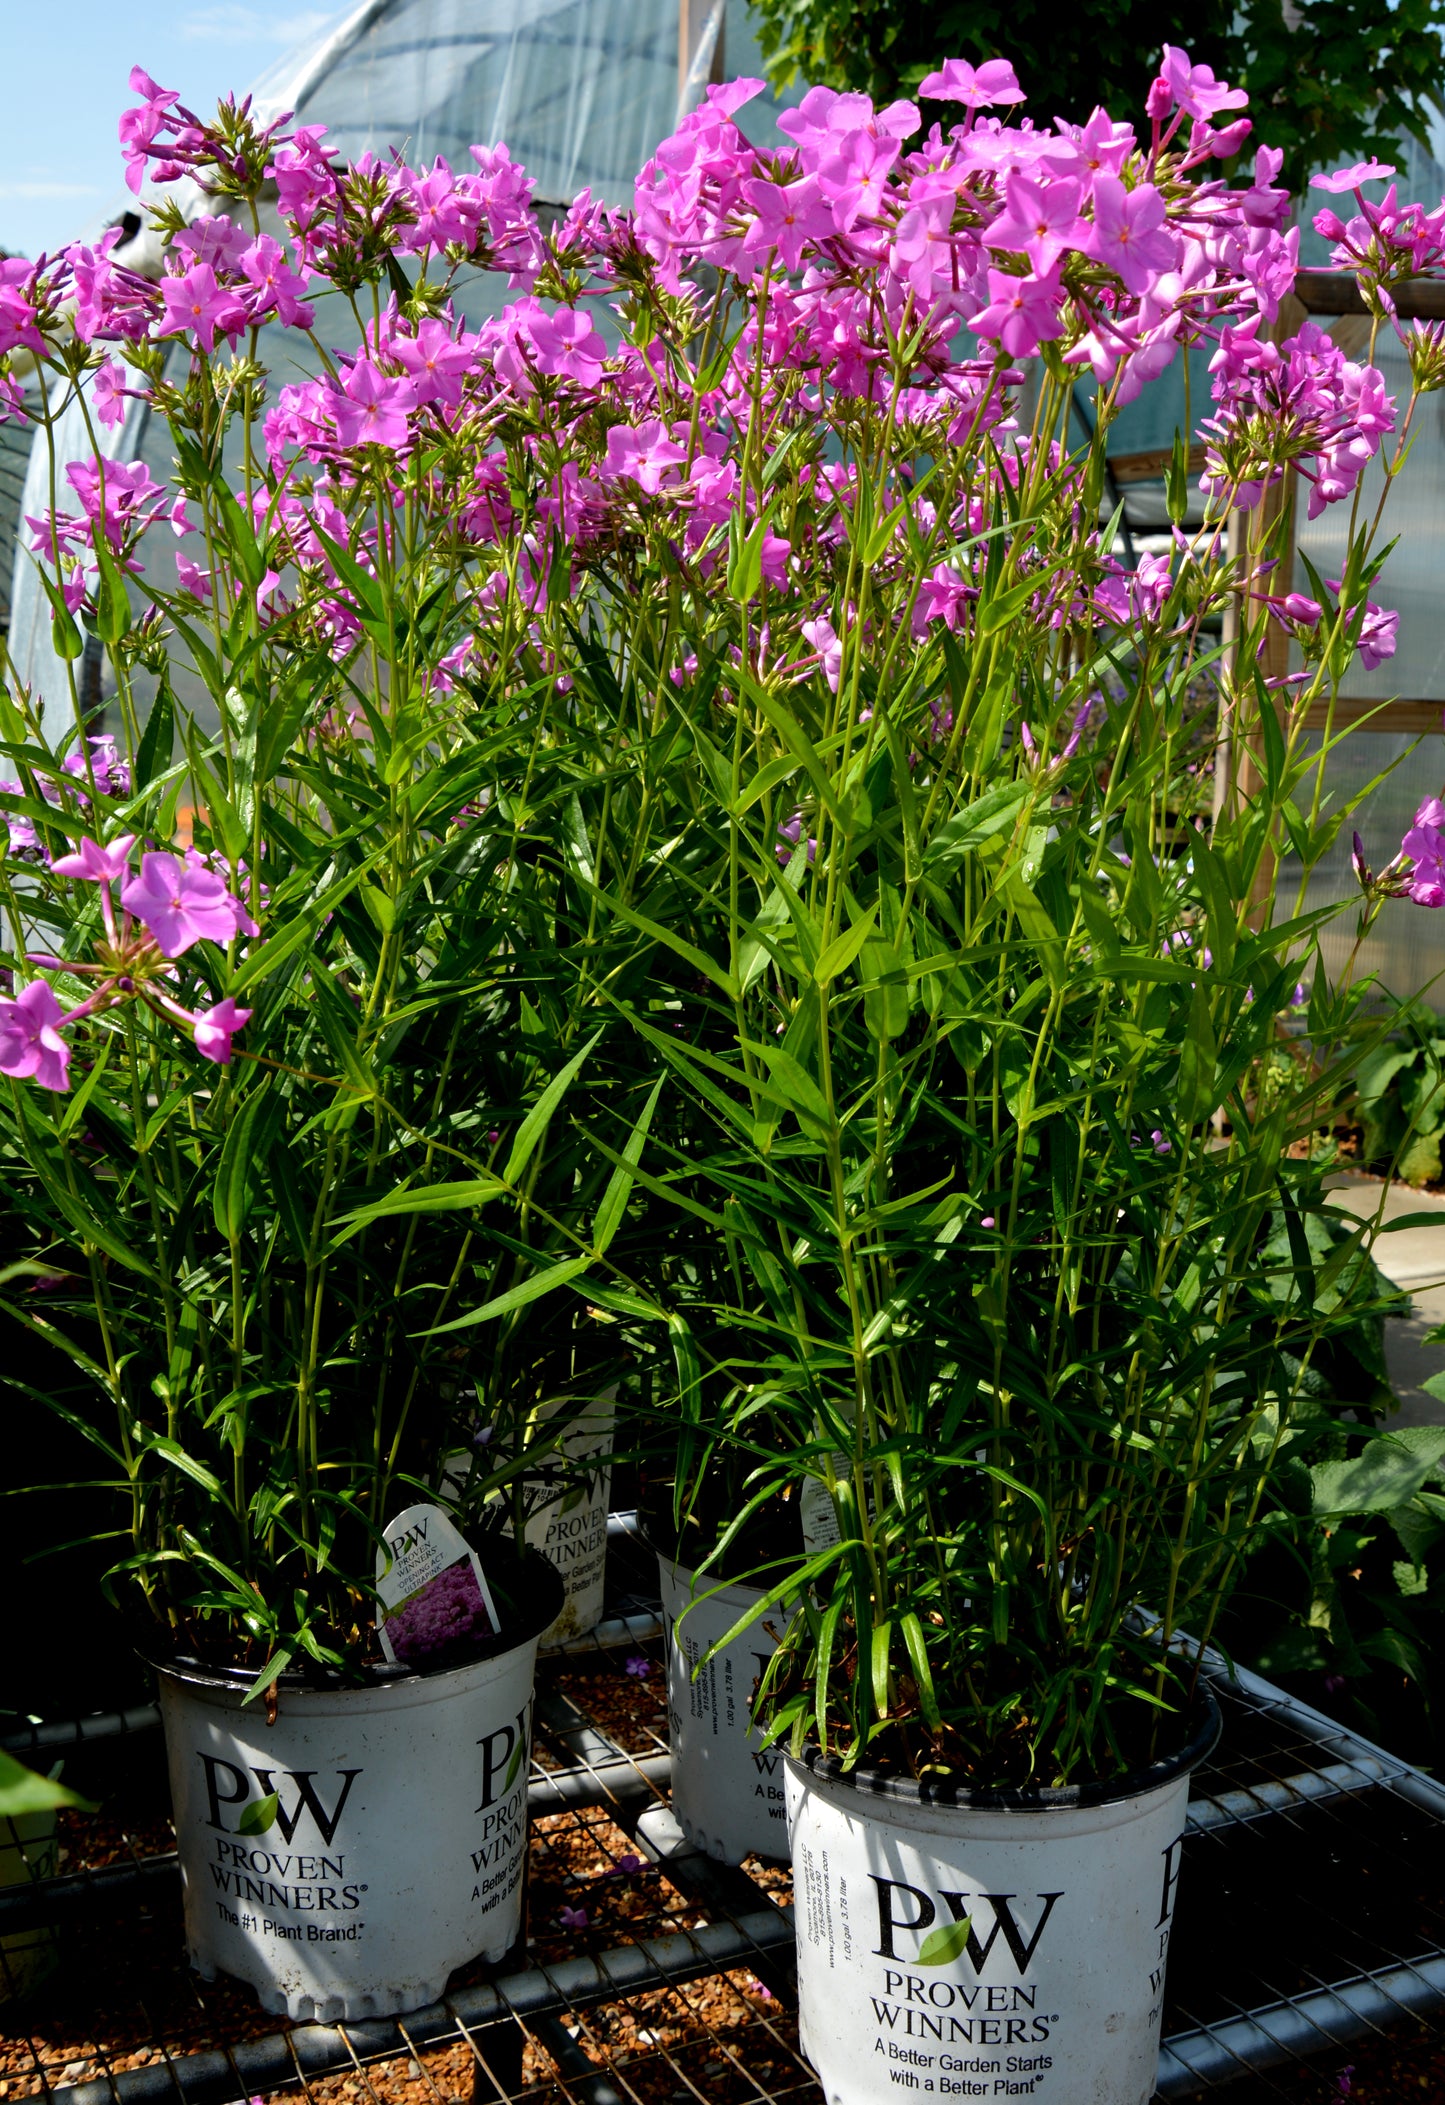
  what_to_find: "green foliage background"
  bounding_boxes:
[748,0,1445,195]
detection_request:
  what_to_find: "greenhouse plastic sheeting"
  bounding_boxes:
[245,0,790,207]
[7,0,801,732]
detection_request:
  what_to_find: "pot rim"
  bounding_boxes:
[789,1682,1222,1812]
[138,1543,565,1698]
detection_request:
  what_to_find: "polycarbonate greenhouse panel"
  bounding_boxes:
[1,1524,1442,2104]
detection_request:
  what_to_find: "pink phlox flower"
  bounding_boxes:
[330,359,416,451]
[1401,800,1445,906]
[192,996,253,1065]
[918,59,1025,108]
[92,361,131,432]
[1088,176,1177,293]
[240,236,314,329]
[121,851,252,956]
[558,1905,588,1931]
[272,128,338,229]
[970,264,1065,356]
[1240,146,1290,232]
[1312,162,1395,195]
[64,454,163,549]
[1158,46,1248,121]
[600,418,688,494]
[1060,696,1097,761]
[888,192,960,299]
[1355,601,1399,670]
[800,615,843,691]
[183,848,260,935]
[62,735,128,799]
[0,259,44,360]
[1132,551,1174,620]
[817,129,902,232]
[1053,108,1135,183]
[0,779,39,857]
[118,67,182,194]
[160,262,247,355]
[740,174,836,274]
[175,553,212,600]
[776,812,817,864]
[50,833,137,883]
[988,172,1084,272]
[759,530,792,588]
[173,214,250,272]
[520,303,608,389]
[401,157,470,253]
[0,981,71,1091]
[913,563,971,636]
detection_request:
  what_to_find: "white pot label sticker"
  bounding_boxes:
[376,1503,499,1665]
[800,1456,850,1555]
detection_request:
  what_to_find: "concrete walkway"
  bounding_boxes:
[1329,1176,1445,1427]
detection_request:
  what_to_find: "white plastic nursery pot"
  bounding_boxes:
[151,1554,564,2023]
[657,1552,792,1865]
[0,1804,58,2001]
[524,1389,617,1646]
[785,1692,1221,2105]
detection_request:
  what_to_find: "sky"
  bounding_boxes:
[0,0,346,259]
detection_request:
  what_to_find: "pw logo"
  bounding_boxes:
[199,1756,361,1843]
[389,1516,430,1559]
[871,1877,1062,1975]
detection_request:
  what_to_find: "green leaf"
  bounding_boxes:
[36,565,84,661]
[213,1087,271,1242]
[1178,980,1218,1124]
[505,1033,601,1185]
[135,679,175,789]
[814,908,877,987]
[0,1749,95,1818]
[591,893,738,1002]
[917,1918,974,1967]
[1313,1427,1445,1515]
[337,1178,507,1233]
[923,783,1029,877]
[899,1611,942,1731]
[236,1791,279,1836]
[422,1255,594,1336]
[92,537,132,646]
[591,1077,664,1257]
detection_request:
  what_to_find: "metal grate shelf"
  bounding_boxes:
[1,1525,1441,2105]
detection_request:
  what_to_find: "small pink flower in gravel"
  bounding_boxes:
[625,1654,651,1678]
[558,1905,588,1930]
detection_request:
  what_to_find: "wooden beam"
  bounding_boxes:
[1299,698,1443,733]
[1106,444,1207,483]
[1294,272,1445,320]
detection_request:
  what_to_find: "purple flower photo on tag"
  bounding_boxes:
[383,1556,497,1664]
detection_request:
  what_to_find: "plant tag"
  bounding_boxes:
[800,1456,850,1555]
[375,1502,500,1665]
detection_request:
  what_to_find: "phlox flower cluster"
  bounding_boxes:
[384,1558,497,1663]
[1201,319,1396,517]
[0,833,256,1093]
[0,40,1424,688]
